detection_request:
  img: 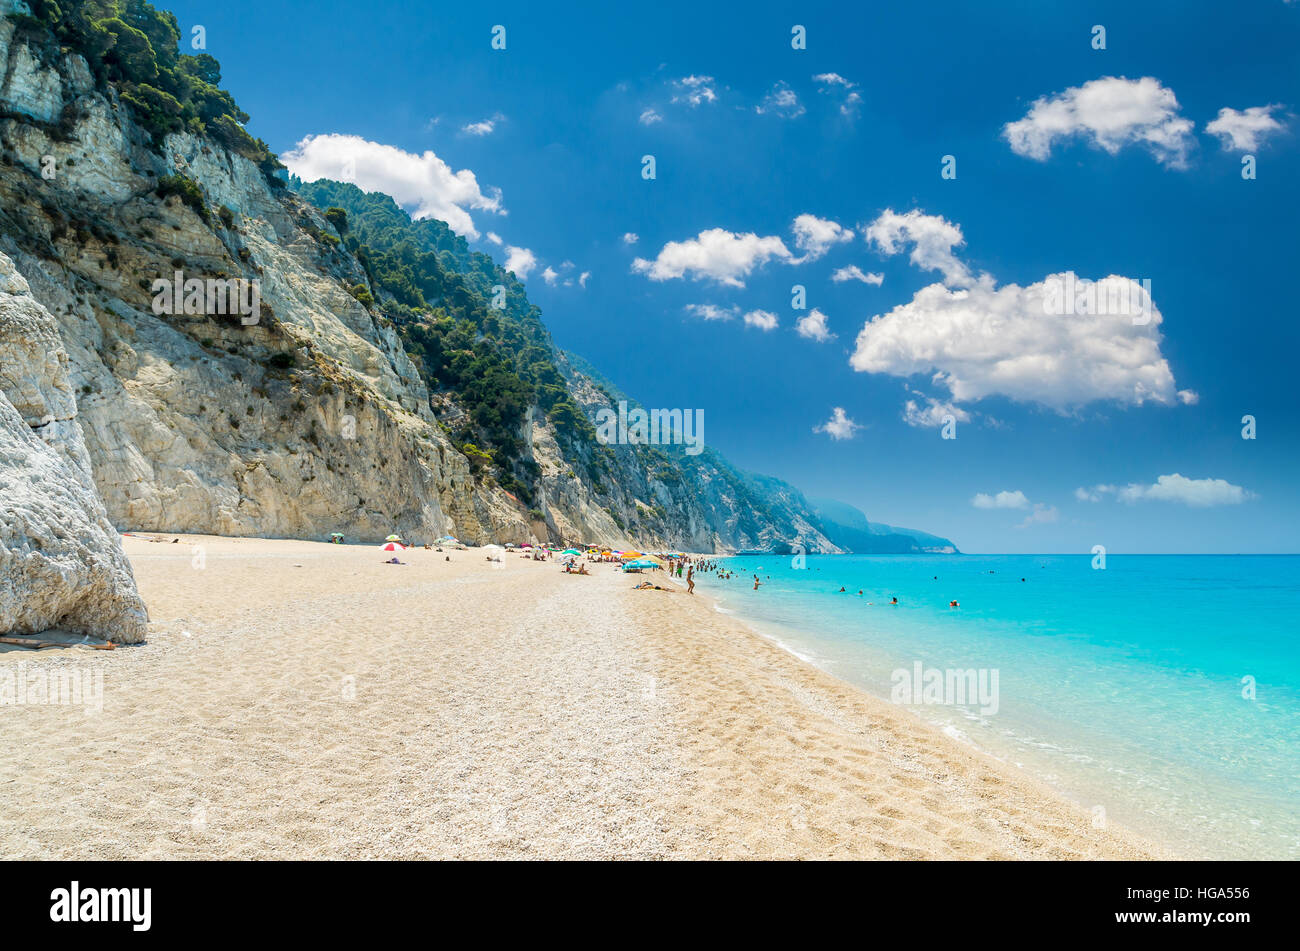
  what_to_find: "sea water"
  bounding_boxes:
[699,554,1300,859]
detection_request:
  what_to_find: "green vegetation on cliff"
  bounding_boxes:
[295,178,603,504]
[14,0,281,175]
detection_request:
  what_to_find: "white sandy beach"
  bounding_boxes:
[0,536,1167,859]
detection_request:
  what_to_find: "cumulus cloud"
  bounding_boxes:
[485,231,503,246]
[743,309,779,331]
[791,214,853,260]
[853,207,1190,412]
[852,275,1185,411]
[795,308,835,341]
[632,228,795,287]
[503,246,537,280]
[864,209,973,287]
[462,113,504,136]
[757,82,805,118]
[1205,105,1286,151]
[832,265,883,285]
[814,407,862,440]
[683,303,738,322]
[1074,485,1116,502]
[1002,76,1196,168]
[578,271,591,287]
[541,266,560,286]
[622,232,639,244]
[1076,475,1253,506]
[813,73,862,117]
[282,134,503,240]
[1120,474,1253,506]
[972,490,1030,510]
[671,75,718,107]
[902,396,970,429]
[639,108,663,125]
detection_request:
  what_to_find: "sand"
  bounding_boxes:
[0,536,1167,859]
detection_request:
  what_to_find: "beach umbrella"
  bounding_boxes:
[562,548,582,555]
[380,542,406,552]
[385,534,402,542]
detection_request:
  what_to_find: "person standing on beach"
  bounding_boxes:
[686,564,695,595]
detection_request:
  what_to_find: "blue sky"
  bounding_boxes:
[165,0,1299,552]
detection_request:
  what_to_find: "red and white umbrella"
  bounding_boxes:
[380,542,406,552]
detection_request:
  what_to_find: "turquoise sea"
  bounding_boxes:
[699,554,1300,859]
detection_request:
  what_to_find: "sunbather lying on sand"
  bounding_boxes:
[633,581,673,591]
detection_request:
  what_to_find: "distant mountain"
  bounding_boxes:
[809,498,959,554]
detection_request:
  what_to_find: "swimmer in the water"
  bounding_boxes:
[838,586,846,592]
[949,600,960,608]
[889,597,898,605]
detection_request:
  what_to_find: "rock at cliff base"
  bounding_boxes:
[0,250,148,643]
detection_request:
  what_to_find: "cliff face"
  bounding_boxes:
[0,14,840,552]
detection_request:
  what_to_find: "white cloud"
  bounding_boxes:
[853,276,1183,411]
[462,113,504,136]
[633,228,795,287]
[857,209,1189,412]
[813,73,862,117]
[1002,76,1195,168]
[684,303,738,322]
[832,265,883,285]
[902,396,969,429]
[622,232,639,245]
[1117,474,1254,507]
[639,108,663,125]
[503,246,538,280]
[743,309,779,331]
[671,75,718,107]
[757,82,805,118]
[578,271,591,287]
[814,407,862,440]
[1075,484,1117,502]
[485,231,503,246]
[795,308,835,341]
[972,490,1030,510]
[791,214,853,260]
[1205,105,1286,151]
[541,266,560,286]
[865,209,973,287]
[282,133,503,240]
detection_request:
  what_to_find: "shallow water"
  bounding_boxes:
[699,553,1300,859]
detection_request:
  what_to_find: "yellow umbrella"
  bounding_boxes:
[619,551,642,560]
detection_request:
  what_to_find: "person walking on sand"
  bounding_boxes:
[686,564,695,595]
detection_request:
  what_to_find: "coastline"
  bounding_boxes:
[0,536,1167,859]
